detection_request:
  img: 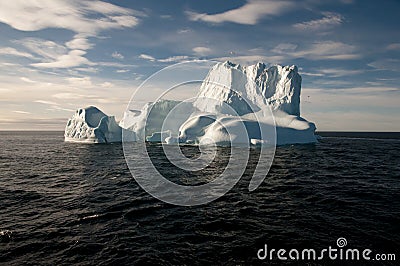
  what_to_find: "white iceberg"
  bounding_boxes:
[65,61,318,146]
[183,61,316,145]
[64,106,123,143]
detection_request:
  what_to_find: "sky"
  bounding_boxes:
[0,0,399,131]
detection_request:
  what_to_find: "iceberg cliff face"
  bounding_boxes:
[194,61,301,116]
[64,106,122,143]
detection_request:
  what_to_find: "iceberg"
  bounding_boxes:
[65,61,318,145]
[64,106,123,143]
[186,61,316,145]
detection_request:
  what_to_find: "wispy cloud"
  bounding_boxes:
[52,92,85,100]
[13,110,31,114]
[386,43,400,51]
[0,47,34,58]
[293,12,343,31]
[100,82,114,88]
[66,35,94,50]
[368,59,400,71]
[271,43,298,54]
[302,68,363,77]
[139,54,156,61]
[272,41,360,60]
[139,54,194,63]
[35,100,59,105]
[20,77,37,83]
[0,0,143,34]
[177,28,191,34]
[158,55,190,63]
[213,55,286,65]
[193,46,212,55]
[111,51,124,60]
[66,76,93,88]
[186,0,295,25]
[14,38,67,60]
[46,105,75,112]
[302,86,400,130]
[31,50,93,68]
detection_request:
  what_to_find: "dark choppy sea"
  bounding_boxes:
[0,131,399,265]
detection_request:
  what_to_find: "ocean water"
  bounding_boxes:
[0,131,399,265]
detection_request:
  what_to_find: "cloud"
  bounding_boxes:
[302,87,400,131]
[317,68,363,77]
[158,55,190,63]
[35,100,59,105]
[34,100,75,113]
[0,47,34,58]
[46,105,75,112]
[271,43,298,54]
[52,92,85,100]
[186,0,295,25]
[66,35,93,50]
[139,54,156,61]
[368,59,400,71]
[272,41,360,60]
[100,82,114,88]
[300,71,325,77]
[178,29,191,34]
[193,46,212,55]
[214,55,286,65]
[293,12,343,31]
[386,43,400,51]
[0,1,143,70]
[20,77,36,83]
[75,67,98,73]
[0,117,67,130]
[112,51,124,60]
[13,110,31,114]
[0,0,142,35]
[31,50,93,68]
[139,54,192,63]
[97,61,135,68]
[66,76,92,87]
[116,69,129,73]
[15,38,67,60]
[302,68,363,77]
[160,15,172,19]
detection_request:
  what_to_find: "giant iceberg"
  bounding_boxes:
[65,61,318,145]
[187,61,316,145]
[64,106,122,143]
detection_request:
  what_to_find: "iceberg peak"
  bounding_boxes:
[194,61,302,116]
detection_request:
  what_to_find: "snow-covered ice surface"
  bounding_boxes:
[64,106,123,143]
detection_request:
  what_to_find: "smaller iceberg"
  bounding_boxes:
[64,106,122,143]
